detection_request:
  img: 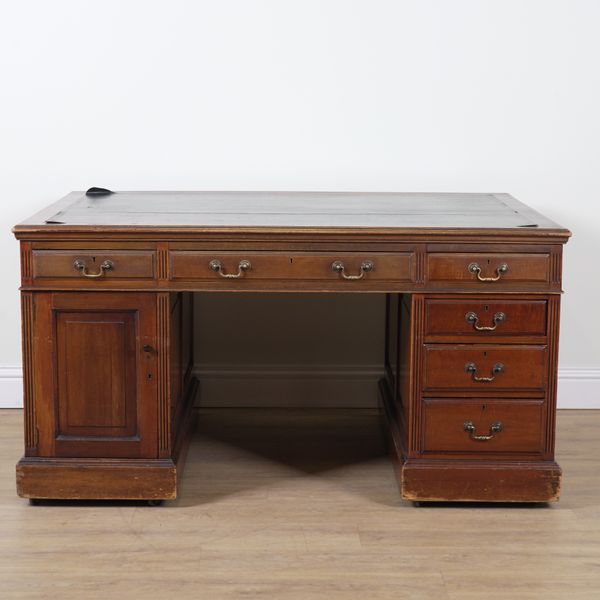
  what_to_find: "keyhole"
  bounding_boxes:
[92,256,96,263]
[484,304,489,312]
[487,258,491,265]
[289,257,293,264]
[483,351,487,357]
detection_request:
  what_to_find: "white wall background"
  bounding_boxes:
[1,1,599,406]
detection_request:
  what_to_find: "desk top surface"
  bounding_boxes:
[15,191,570,240]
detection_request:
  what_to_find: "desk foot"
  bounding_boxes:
[379,378,562,503]
[16,378,199,502]
[400,459,561,503]
[16,457,178,501]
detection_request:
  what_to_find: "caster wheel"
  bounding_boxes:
[147,499,163,506]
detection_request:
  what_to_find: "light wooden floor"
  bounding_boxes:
[1,408,599,600]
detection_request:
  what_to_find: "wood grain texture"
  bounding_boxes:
[427,252,550,285]
[20,241,32,283]
[401,459,561,503]
[32,249,156,280]
[422,344,548,393]
[406,295,425,456]
[16,457,177,500]
[424,298,547,338]
[55,311,137,436]
[170,250,414,283]
[20,293,36,454]
[422,398,544,456]
[545,296,561,456]
[1,408,599,600]
[157,293,171,457]
[157,241,169,281]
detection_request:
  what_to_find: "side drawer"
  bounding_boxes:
[427,253,550,286]
[423,399,544,455]
[423,344,547,393]
[425,299,547,337]
[32,250,156,281]
[170,251,414,282]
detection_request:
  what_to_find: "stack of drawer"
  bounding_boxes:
[421,297,549,457]
[419,250,552,460]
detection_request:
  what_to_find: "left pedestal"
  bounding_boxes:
[17,291,196,500]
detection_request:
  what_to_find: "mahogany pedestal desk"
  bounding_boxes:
[13,191,571,503]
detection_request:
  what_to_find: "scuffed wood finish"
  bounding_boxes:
[16,458,178,500]
[13,191,570,502]
[16,379,199,500]
[400,459,561,503]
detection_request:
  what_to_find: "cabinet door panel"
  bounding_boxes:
[56,312,137,438]
[35,293,158,458]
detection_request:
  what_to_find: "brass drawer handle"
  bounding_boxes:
[465,362,504,382]
[464,420,503,441]
[73,259,113,278]
[465,311,506,331]
[331,260,374,280]
[209,259,251,279]
[468,262,509,282]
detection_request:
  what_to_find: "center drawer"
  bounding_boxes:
[423,344,548,393]
[169,251,414,282]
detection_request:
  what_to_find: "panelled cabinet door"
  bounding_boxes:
[34,293,158,458]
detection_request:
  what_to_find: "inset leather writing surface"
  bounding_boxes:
[15,191,567,231]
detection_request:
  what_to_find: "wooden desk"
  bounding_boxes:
[13,191,571,503]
